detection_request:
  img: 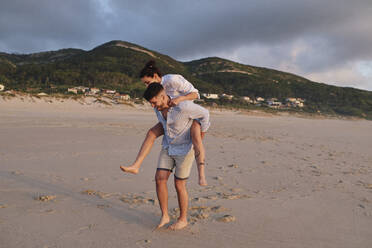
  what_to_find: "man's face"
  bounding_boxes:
[149,93,168,111]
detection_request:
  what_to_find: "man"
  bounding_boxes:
[120,83,210,230]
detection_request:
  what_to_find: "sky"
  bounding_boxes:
[1,0,372,91]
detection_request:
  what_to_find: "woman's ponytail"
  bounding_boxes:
[139,60,162,78]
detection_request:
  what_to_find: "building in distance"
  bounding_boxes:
[202,93,219,99]
[221,93,234,100]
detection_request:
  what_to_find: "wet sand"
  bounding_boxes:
[1,95,372,248]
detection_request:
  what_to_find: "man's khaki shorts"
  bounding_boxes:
[157,148,195,180]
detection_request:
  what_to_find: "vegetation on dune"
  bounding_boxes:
[1,40,371,119]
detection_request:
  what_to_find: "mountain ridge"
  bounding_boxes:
[0,40,371,119]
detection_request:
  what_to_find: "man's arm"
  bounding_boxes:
[169,92,199,106]
[120,122,164,174]
[168,75,200,106]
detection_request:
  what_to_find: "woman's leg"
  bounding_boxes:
[191,120,207,186]
[120,122,164,174]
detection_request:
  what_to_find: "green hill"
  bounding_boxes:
[1,40,372,119]
[185,57,372,118]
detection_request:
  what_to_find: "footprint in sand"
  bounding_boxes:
[35,195,57,202]
[216,215,236,223]
[217,192,250,200]
[136,239,151,246]
[211,206,229,213]
[192,197,207,203]
[81,189,116,199]
[230,188,243,193]
[11,171,23,175]
[38,209,55,214]
[361,198,370,203]
[365,184,372,189]
[120,194,157,205]
[172,205,231,224]
[97,204,111,209]
[191,211,209,220]
[192,191,249,202]
[203,195,218,200]
[74,224,96,235]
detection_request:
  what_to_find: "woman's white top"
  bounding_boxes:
[161,74,199,99]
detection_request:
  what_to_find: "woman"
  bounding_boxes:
[120,61,208,186]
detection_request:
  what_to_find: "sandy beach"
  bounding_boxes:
[1,95,372,248]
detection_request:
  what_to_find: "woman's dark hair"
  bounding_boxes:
[139,60,162,78]
[143,83,164,101]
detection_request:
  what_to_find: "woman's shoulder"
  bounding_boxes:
[162,74,183,82]
[161,74,181,88]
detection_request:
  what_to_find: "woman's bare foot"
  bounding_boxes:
[168,219,188,230]
[120,165,139,174]
[156,215,170,229]
[199,176,208,186]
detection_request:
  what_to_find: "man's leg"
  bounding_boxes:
[191,120,207,186]
[155,169,171,228]
[169,177,189,230]
[168,150,194,230]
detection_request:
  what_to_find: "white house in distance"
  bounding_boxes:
[89,88,101,95]
[114,94,130,101]
[221,93,234,100]
[104,89,116,94]
[120,94,130,100]
[242,96,253,103]
[67,88,78,94]
[202,93,219,99]
[286,97,297,102]
[256,97,265,102]
[0,84,4,91]
[68,86,89,94]
[286,98,305,107]
[76,86,89,93]
[267,100,282,108]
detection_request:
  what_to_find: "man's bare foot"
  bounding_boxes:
[156,215,170,229]
[199,176,208,186]
[120,166,139,174]
[168,219,188,230]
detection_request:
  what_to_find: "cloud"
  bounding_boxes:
[0,0,105,52]
[0,0,371,90]
[305,61,372,91]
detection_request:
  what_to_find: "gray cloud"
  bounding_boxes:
[0,0,371,90]
[0,0,104,52]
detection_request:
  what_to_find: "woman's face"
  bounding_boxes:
[141,74,161,87]
[141,76,155,86]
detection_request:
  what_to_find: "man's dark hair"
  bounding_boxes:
[143,83,164,101]
[139,60,162,78]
